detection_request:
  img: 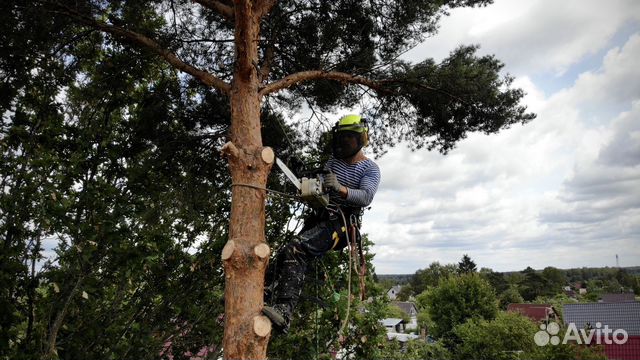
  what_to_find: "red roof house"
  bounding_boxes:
[507,303,558,323]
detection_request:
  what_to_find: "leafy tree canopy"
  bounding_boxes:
[410,261,458,295]
[453,312,538,360]
[423,274,498,343]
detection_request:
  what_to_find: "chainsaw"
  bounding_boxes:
[274,157,330,208]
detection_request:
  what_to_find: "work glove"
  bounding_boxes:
[324,173,343,193]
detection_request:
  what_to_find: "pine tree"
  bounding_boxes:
[458,254,477,274]
[3,1,536,358]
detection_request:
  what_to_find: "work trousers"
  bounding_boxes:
[267,211,356,310]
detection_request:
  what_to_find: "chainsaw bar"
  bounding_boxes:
[275,157,301,190]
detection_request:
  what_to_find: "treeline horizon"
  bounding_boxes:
[376,265,640,284]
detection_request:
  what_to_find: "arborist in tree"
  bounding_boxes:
[263,114,381,333]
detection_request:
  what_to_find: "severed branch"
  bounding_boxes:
[259,70,394,97]
[53,3,231,94]
[193,0,234,21]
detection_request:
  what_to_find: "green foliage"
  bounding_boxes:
[453,311,608,360]
[520,266,550,301]
[376,274,412,285]
[423,274,498,343]
[8,0,534,157]
[376,45,535,153]
[500,265,639,304]
[416,310,433,335]
[395,284,413,301]
[530,343,607,360]
[542,267,567,295]
[410,261,458,295]
[482,268,510,294]
[457,254,477,274]
[564,266,639,293]
[376,339,452,360]
[0,13,299,358]
[453,312,538,360]
[1,45,234,357]
[499,285,525,310]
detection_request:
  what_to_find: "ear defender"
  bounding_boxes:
[360,118,369,146]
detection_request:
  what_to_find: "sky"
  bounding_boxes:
[362,0,640,274]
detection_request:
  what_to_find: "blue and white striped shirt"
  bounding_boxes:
[325,157,381,208]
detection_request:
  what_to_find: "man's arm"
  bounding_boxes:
[336,186,349,199]
[344,163,381,207]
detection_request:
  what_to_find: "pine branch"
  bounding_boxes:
[53,3,231,94]
[193,0,234,21]
[259,70,393,97]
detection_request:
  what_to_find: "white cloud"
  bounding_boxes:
[405,0,640,76]
[540,102,640,227]
[568,33,640,107]
[368,21,640,273]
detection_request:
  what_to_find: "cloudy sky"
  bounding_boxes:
[362,0,640,274]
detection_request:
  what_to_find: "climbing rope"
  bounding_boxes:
[336,207,353,342]
[323,205,362,353]
[231,182,299,200]
[350,214,367,301]
[232,182,366,354]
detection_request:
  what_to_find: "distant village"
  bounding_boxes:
[376,262,640,360]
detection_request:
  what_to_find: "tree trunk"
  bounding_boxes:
[222,2,273,359]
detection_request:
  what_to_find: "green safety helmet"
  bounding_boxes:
[332,114,369,159]
[336,114,368,134]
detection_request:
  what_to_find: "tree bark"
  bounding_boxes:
[222,1,272,359]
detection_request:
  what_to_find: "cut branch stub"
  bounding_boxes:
[220,141,240,159]
[221,240,236,261]
[260,147,275,165]
[254,243,270,259]
[253,315,272,338]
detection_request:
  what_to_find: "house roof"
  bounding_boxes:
[392,301,418,316]
[386,333,421,343]
[564,289,577,297]
[563,302,640,336]
[600,293,636,303]
[507,304,556,322]
[381,318,404,327]
[387,285,402,294]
